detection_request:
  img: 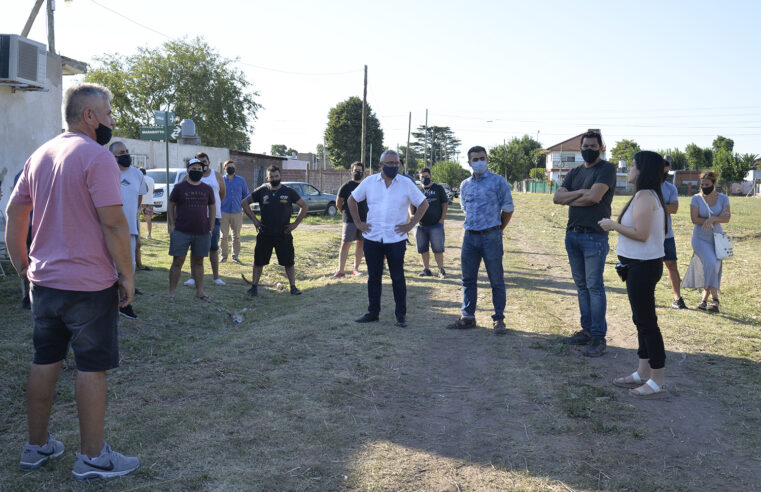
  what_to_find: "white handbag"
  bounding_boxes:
[699,194,733,260]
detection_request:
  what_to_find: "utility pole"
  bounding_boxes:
[361,65,367,164]
[424,109,428,167]
[405,112,411,171]
[46,0,55,54]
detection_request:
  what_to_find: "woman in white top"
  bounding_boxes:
[599,151,669,398]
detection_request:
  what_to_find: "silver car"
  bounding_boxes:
[250,181,338,216]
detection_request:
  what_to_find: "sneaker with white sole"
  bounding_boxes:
[213,278,226,286]
[71,443,139,481]
[184,278,195,287]
[19,434,64,470]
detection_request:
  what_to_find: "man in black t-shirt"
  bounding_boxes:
[331,161,368,279]
[411,167,448,278]
[241,165,307,297]
[553,130,617,357]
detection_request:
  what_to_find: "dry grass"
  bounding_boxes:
[1,194,759,491]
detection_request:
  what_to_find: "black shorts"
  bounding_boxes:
[254,233,295,267]
[31,282,120,372]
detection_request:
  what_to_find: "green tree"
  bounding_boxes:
[715,150,756,184]
[324,97,384,169]
[611,139,641,167]
[712,135,734,153]
[529,168,546,180]
[86,37,261,150]
[411,126,461,167]
[487,135,542,183]
[658,148,688,170]
[685,143,713,170]
[271,144,297,157]
[398,144,421,173]
[431,160,470,188]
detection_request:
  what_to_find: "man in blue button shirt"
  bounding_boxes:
[446,146,514,335]
[220,160,249,264]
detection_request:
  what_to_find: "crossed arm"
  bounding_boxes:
[553,183,610,207]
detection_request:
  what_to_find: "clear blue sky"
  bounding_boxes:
[6,0,761,161]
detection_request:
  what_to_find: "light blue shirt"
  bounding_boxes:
[221,175,250,213]
[661,181,678,239]
[459,170,514,231]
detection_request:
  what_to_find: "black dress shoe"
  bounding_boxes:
[134,288,143,295]
[355,313,379,323]
[395,318,408,328]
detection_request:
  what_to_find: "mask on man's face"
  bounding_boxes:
[382,166,399,179]
[353,171,363,181]
[226,167,235,175]
[270,179,281,187]
[188,169,204,182]
[471,159,488,175]
[581,149,600,164]
[116,154,132,167]
[421,177,432,186]
[95,123,112,146]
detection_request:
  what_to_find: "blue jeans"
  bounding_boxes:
[565,231,609,339]
[363,239,407,319]
[461,229,505,320]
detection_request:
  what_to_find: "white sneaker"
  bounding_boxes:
[184,278,195,287]
[213,278,226,286]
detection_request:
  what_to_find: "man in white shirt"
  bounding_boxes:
[348,150,428,327]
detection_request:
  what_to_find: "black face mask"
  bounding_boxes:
[581,149,600,164]
[226,167,235,175]
[116,154,132,167]
[421,177,432,186]
[353,171,363,181]
[95,123,112,146]
[701,185,714,195]
[270,179,281,187]
[188,170,204,182]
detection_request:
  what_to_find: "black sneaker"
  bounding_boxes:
[119,305,138,320]
[134,288,143,296]
[671,297,687,309]
[355,313,379,323]
[419,268,433,277]
[246,285,258,297]
[395,317,408,328]
[290,285,302,295]
[564,329,592,345]
[22,296,31,310]
[437,268,447,278]
[583,337,606,357]
[232,257,243,265]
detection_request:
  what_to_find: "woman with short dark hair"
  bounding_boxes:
[689,171,731,312]
[599,151,669,398]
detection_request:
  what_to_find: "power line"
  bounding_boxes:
[87,0,361,77]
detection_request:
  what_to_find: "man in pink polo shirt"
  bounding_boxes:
[6,83,140,481]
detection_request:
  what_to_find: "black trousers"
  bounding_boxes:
[364,238,406,319]
[619,256,666,369]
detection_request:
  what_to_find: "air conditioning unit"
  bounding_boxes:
[0,34,47,88]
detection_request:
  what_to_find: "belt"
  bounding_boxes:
[466,225,501,235]
[568,226,599,233]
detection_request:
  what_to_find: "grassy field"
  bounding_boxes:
[1,194,760,491]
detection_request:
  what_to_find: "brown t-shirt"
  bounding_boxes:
[169,180,215,234]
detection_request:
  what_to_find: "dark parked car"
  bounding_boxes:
[440,183,454,204]
[250,181,338,216]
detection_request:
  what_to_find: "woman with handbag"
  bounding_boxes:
[690,171,731,312]
[599,151,669,398]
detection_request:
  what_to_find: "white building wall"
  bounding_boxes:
[0,52,63,213]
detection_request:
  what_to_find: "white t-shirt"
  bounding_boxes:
[120,166,147,235]
[351,172,426,243]
[142,174,155,205]
[201,169,222,219]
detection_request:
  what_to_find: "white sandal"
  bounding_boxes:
[630,379,669,399]
[612,371,646,389]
